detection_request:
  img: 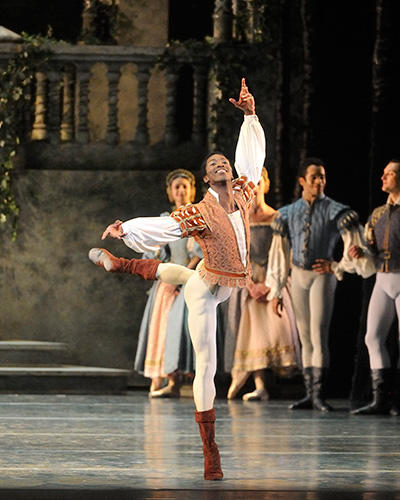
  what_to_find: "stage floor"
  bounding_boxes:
[0,391,399,499]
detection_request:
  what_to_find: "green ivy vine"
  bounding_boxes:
[0,32,52,239]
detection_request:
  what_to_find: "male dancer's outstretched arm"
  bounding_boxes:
[230,78,265,185]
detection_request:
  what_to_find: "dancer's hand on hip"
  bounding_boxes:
[312,259,332,274]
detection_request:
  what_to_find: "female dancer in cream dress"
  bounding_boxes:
[224,168,300,400]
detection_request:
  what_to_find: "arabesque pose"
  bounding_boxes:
[89,78,266,480]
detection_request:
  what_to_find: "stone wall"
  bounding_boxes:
[0,168,199,386]
[116,0,168,47]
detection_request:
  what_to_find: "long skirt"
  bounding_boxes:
[231,286,299,374]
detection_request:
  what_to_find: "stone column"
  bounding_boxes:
[47,66,61,144]
[134,62,151,145]
[105,62,121,145]
[213,0,233,42]
[60,66,75,142]
[192,63,208,145]
[164,68,179,146]
[76,63,91,144]
[80,0,97,42]
[31,72,48,141]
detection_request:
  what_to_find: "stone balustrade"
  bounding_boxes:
[0,43,210,170]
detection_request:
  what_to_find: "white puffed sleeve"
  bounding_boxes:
[234,115,266,185]
[331,225,377,280]
[121,216,182,254]
[265,233,291,300]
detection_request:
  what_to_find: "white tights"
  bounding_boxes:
[184,272,232,411]
[291,266,337,368]
[156,263,195,285]
[156,263,232,411]
[365,272,400,369]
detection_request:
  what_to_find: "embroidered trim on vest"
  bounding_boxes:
[370,205,387,228]
[197,260,250,288]
[171,177,257,288]
[232,176,256,208]
[365,205,387,246]
[170,204,208,238]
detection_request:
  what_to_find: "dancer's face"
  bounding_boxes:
[203,154,233,185]
[170,177,192,207]
[299,165,326,200]
[381,162,400,194]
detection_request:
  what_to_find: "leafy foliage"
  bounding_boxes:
[0,32,52,239]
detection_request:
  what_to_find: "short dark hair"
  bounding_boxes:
[201,151,229,176]
[298,157,326,178]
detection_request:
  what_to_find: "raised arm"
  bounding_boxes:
[229,78,266,185]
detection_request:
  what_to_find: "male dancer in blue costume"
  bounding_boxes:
[266,158,375,411]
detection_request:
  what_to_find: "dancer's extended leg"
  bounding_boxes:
[89,248,194,284]
[157,263,194,285]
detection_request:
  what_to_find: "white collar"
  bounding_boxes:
[208,187,220,202]
[208,187,240,215]
[387,195,400,206]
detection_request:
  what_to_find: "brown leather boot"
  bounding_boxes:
[89,248,160,280]
[194,408,223,480]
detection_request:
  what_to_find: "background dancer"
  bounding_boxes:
[224,167,300,401]
[134,169,201,398]
[351,159,400,416]
[266,158,375,412]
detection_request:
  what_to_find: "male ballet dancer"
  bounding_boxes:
[89,78,266,480]
[351,159,400,415]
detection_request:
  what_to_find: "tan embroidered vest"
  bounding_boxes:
[170,176,255,287]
